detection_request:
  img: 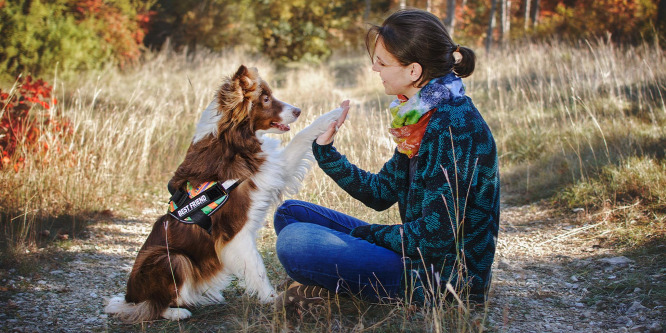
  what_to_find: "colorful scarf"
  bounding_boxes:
[388,73,466,158]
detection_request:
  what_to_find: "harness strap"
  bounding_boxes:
[167,179,240,234]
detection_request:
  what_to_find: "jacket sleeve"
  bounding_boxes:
[350,124,470,262]
[312,141,405,211]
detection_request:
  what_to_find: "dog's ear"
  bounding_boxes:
[217,65,262,129]
[231,65,260,94]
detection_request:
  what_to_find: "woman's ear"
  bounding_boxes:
[409,62,423,84]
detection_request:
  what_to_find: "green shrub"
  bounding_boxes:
[0,0,148,82]
[0,0,109,81]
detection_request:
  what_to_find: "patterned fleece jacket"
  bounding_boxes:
[312,96,500,304]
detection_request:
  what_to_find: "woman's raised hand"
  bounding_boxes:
[316,100,350,145]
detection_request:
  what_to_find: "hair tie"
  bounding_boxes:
[452,45,462,64]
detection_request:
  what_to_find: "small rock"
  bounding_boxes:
[631,325,647,332]
[627,301,648,316]
[617,316,634,327]
[599,256,635,266]
[633,287,642,293]
[571,275,579,282]
[649,322,663,333]
[40,230,50,237]
[575,302,585,308]
[573,208,585,213]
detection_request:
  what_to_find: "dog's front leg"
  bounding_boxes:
[282,107,345,171]
[220,229,276,303]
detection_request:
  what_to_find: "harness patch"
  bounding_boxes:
[167,180,238,233]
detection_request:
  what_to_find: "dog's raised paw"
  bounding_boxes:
[306,107,345,135]
[162,307,192,321]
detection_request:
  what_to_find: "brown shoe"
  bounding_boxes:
[275,281,330,310]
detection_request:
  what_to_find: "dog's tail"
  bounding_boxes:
[104,296,162,324]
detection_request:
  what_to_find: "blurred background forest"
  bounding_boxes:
[0,0,664,81]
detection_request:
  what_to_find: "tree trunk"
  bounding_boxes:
[427,0,432,12]
[506,0,512,40]
[486,0,498,53]
[530,0,540,28]
[522,0,531,31]
[364,0,371,20]
[400,0,407,9]
[499,0,506,45]
[444,0,456,36]
[658,0,666,31]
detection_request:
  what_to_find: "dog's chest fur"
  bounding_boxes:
[242,136,292,234]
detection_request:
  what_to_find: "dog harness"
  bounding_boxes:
[167,180,240,233]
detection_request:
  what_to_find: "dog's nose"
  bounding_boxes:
[293,108,301,118]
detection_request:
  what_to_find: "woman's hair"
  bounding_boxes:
[365,8,475,85]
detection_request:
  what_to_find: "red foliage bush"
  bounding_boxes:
[0,76,72,172]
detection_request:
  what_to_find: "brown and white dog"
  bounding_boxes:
[104,65,343,323]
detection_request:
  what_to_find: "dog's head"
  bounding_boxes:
[217,65,301,135]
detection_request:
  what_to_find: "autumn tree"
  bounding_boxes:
[250,0,368,64]
[0,0,148,81]
[143,0,253,53]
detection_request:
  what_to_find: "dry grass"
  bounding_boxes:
[0,38,665,331]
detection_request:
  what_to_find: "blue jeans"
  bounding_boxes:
[274,200,405,302]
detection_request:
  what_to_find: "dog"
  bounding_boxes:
[104,65,343,323]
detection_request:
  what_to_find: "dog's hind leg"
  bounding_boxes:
[220,229,276,303]
[197,271,232,305]
[162,307,192,321]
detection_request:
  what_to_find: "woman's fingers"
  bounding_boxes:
[315,100,351,145]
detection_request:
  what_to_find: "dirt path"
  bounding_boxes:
[0,204,663,332]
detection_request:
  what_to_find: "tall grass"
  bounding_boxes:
[0,37,664,330]
[471,37,665,204]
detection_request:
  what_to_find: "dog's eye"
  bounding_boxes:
[262,95,270,105]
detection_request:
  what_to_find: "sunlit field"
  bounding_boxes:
[1,38,664,331]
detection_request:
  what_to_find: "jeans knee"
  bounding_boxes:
[275,224,303,271]
[274,200,299,228]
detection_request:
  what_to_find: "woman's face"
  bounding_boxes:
[371,38,420,98]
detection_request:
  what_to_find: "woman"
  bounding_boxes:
[274,8,500,308]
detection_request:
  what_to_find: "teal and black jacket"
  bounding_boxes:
[312,95,500,304]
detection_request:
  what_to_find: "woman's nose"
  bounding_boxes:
[371,61,380,72]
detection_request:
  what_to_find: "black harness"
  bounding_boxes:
[167,180,240,234]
